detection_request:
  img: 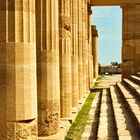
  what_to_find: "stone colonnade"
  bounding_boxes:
[122,4,140,78]
[88,8,99,85]
[0,0,98,139]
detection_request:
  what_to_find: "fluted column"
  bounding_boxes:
[121,4,140,78]
[88,7,94,86]
[0,1,37,139]
[36,0,60,136]
[71,0,79,107]
[78,0,84,99]
[92,25,99,78]
[85,1,90,91]
[82,0,87,94]
[59,0,72,117]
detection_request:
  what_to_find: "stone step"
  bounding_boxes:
[136,72,140,77]
[116,83,140,132]
[82,81,140,140]
[110,86,137,139]
[123,78,140,98]
[130,75,140,85]
[81,92,101,140]
[123,78,140,89]
[97,89,118,139]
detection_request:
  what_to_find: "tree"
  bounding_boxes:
[111,62,118,66]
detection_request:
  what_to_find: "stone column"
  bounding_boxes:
[88,7,94,86]
[0,1,37,139]
[92,25,99,78]
[36,0,60,136]
[121,4,140,78]
[59,0,72,117]
[71,0,79,107]
[82,0,88,94]
[78,0,84,99]
[82,0,91,92]
[85,1,89,92]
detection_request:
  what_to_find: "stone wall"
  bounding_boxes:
[122,4,140,78]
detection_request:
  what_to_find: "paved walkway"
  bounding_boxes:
[96,74,121,88]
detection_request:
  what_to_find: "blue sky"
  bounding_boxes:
[91,6,122,65]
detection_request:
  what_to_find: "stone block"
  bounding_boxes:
[0,119,37,140]
[122,61,134,77]
[122,46,134,60]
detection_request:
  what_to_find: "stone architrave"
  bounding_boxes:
[36,0,60,136]
[71,0,79,107]
[92,25,99,78]
[59,0,72,117]
[0,1,37,139]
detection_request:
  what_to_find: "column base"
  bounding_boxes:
[38,100,59,136]
[0,119,37,140]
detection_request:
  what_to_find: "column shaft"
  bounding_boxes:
[59,0,72,117]
[82,0,90,92]
[0,0,37,139]
[82,0,87,94]
[88,6,93,87]
[71,0,79,107]
[85,1,90,91]
[92,25,99,78]
[78,0,84,99]
[36,0,60,136]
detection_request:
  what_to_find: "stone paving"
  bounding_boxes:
[82,74,140,140]
[95,74,121,88]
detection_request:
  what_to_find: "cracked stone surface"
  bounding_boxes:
[0,119,37,140]
[38,100,60,136]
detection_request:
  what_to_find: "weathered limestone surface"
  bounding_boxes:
[0,0,102,139]
[59,0,72,117]
[122,4,140,78]
[88,7,94,86]
[85,0,90,91]
[82,0,88,94]
[92,25,99,78]
[0,119,37,140]
[36,0,60,136]
[82,75,140,139]
[78,0,84,99]
[0,0,37,139]
[71,0,79,107]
